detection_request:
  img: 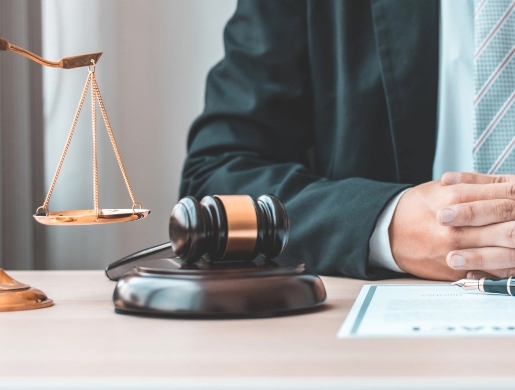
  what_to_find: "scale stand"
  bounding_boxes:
[0,269,53,312]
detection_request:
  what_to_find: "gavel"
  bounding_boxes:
[169,194,289,262]
[105,194,290,280]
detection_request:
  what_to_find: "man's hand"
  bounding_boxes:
[389,172,515,281]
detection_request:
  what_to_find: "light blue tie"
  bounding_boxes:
[474,0,515,174]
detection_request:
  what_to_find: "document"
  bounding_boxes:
[338,284,515,338]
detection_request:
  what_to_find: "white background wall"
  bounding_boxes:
[41,0,237,269]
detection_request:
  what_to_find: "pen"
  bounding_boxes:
[452,277,515,296]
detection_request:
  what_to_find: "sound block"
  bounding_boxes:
[112,256,327,318]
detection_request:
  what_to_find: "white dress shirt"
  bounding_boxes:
[368,0,475,272]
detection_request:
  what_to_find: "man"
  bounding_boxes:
[180,0,515,281]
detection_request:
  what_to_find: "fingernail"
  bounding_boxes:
[450,254,465,268]
[442,172,459,185]
[439,208,455,223]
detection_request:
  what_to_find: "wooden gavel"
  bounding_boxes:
[169,194,289,262]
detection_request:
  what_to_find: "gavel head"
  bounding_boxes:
[169,194,289,263]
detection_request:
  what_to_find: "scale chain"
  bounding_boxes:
[91,66,99,213]
[91,72,139,208]
[36,67,141,216]
[38,73,92,212]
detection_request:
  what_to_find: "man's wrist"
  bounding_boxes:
[368,189,410,273]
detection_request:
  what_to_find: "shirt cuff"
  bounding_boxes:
[368,189,410,273]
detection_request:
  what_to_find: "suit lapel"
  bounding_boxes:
[370,0,439,183]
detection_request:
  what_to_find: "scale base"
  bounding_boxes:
[0,269,53,312]
[112,257,327,318]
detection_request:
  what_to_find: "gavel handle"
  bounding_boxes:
[105,242,177,281]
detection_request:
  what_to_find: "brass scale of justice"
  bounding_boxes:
[0,37,149,311]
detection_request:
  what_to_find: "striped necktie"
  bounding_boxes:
[474,0,515,174]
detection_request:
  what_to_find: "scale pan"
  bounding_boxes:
[33,208,150,226]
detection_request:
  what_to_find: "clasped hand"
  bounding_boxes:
[390,172,515,281]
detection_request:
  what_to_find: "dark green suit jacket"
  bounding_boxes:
[180,0,439,279]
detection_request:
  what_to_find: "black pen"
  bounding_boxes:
[452,277,515,296]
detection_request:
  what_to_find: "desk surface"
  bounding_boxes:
[1,271,514,390]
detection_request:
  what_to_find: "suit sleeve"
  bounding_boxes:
[180,0,410,279]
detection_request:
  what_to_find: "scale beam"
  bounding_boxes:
[0,37,102,69]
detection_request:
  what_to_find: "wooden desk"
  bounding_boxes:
[1,271,514,389]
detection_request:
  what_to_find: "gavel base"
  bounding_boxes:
[111,258,327,318]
